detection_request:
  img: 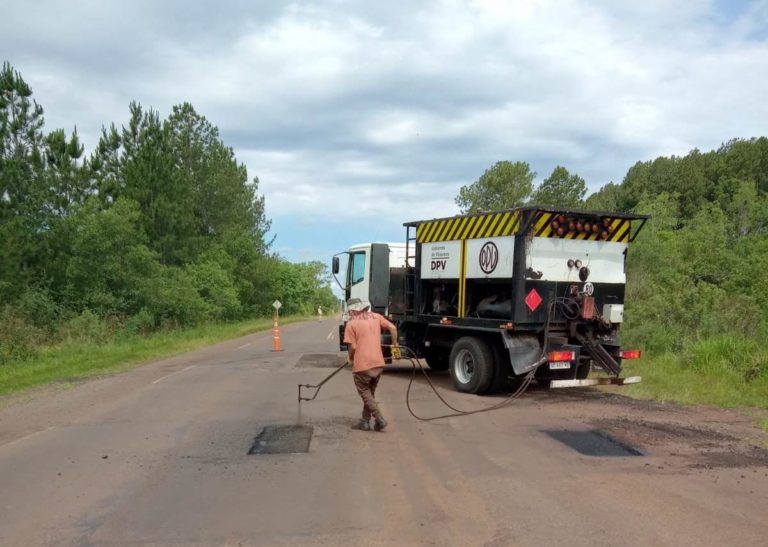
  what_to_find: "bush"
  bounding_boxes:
[124,307,155,336]
[17,288,61,330]
[186,259,241,320]
[57,309,112,344]
[0,307,43,364]
[144,268,212,327]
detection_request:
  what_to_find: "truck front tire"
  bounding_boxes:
[449,337,494,394]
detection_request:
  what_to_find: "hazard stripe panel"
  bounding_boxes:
[416,211,630,243]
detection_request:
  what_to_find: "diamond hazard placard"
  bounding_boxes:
[525,288,542,312]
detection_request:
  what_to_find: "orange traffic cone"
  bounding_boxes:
[272,316,283,352]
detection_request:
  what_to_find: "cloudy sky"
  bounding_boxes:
[2,0,767,263]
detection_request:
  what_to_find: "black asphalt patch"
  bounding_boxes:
[248,425,314,455]
[296,353,346,368]
[544,429,643,457]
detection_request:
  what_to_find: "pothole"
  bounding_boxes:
[296,353,346,368]
[248,425,314,455]
[543,429,643,457]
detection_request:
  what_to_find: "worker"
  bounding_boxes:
[343,298,400,431]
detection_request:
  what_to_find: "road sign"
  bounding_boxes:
[272,300,282,311]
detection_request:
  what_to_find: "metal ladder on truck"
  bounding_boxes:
[404,225,417,315]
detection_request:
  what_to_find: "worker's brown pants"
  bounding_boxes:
[353,367,383,420]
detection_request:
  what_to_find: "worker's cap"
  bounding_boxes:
[346,298,371,312]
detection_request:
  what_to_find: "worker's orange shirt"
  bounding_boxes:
[343,311,395,372]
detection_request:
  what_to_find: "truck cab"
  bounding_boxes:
[333,243,410,317]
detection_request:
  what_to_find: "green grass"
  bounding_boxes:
[0,316,309,397]
[621,351,768,410]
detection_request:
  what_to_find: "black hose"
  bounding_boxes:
[388,298,558,422]
[401,347,541,421]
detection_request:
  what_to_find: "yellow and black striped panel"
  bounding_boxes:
[531,211,631,243]
[458,239,467,317]
[416,211,522,243]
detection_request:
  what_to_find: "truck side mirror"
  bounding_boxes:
[332,256,340,275]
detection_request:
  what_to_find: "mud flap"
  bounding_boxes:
[501,332,543,375]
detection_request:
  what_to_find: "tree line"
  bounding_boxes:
[455,138,768,386]
[0,62,336,363]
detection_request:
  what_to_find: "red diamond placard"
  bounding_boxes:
[524,288,542,312]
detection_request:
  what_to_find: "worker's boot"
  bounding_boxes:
[356,419,371,431]
[373,415,388,431]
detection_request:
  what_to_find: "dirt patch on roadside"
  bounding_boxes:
[594,416,768,469]
[512,385,768,470]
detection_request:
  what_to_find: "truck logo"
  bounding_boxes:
[479,242,499,274]
[431,260,447,270]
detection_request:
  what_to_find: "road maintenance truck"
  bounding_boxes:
[332,206,648,394]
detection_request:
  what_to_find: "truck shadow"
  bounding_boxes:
[383,363,649,404]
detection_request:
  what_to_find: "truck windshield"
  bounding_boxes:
[349,252,366,285]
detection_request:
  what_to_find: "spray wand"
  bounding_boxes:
[298,360,350,403]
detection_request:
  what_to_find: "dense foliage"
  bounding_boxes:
[460,140,768,399]
[0,62,336,364]
[455,161,587,212]
[592,139,768,391]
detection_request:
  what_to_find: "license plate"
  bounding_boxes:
[549,361,571,370]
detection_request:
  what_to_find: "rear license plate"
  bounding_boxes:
[549,361,571,370]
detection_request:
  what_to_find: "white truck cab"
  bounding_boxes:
[333,243,410,318]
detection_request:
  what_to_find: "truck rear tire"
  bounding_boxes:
[424,348,449,371]
[449,337,494,394]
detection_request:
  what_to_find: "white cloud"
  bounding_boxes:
[2,0,767,261]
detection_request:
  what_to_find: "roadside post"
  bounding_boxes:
[272,300,283,352]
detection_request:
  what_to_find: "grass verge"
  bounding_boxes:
[0,316,309,397]
[621,352,768,410]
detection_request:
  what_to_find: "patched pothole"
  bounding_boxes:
[248,425,314,455]
[544,429,643,457]
[593,417,768,468]
[296,353,346,368]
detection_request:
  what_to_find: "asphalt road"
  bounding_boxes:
[1,319,767,546]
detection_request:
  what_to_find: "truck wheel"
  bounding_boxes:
[424,348,449,371]
[449,337,494,394]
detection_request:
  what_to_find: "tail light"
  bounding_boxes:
[620,349,642,359]
[548,350,575,361]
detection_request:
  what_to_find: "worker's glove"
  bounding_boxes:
[390,345,402,360]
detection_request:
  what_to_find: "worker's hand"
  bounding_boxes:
[390,345,402,361]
